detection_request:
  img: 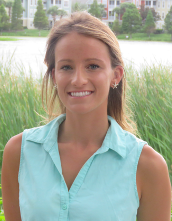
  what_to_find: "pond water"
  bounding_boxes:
[0,37,172,78]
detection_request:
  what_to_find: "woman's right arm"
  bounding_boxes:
[1,133,23,221]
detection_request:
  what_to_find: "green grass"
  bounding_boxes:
[126,63,172,182]
[0,37,19,41]
[0,30,172,41]
[0,29,50,37]
[117,32,172,42]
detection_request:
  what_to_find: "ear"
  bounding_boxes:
[52,68,56,85]
[111,66,124,89]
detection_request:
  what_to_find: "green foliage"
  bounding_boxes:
[72,1,87,12]
[5,0,13,18]
[112,2,134,17]
[127,63,172,182]
[57,9,67,19]
[144,9,155,37]
[0,29,49,36]
[122,3,141,38]
[164,6,172,41]
[33,0,48,30]
[0,4,10,32]
[112,16,121,35]
[11,0,24,30]
[0,57,45,154]
[154,29,163,34]
[139,5,161,23]
[88,0,106,19]
[47,6,58,23]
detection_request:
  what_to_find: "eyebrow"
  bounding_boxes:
[57,58,104,63]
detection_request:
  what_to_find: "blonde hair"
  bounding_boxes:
[43,11,136,134]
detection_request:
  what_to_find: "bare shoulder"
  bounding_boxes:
[138,144,168,177]
[2,133,23,221]
[137,144,171,221]
[3,133,23,165]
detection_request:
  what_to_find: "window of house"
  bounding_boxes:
[153,1,156,6]
[168,0,170,7]
[51,0,53,4]
[21,0,23,3]
[146,1,151,6]
[102,11,107,17]
[57,0,61,4]
[31,0,32,5]
[136,0,139,7]
[162,12,164,18]
[109,0,114,5]
[158,1,160,7]
[162,1,165,7]
[64,1,68,6]
[117,1,120,5]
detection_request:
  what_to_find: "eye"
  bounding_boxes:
[87,64,100,70]
[61,65,72,70]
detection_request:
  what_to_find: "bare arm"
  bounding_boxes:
[137,144,171,221]
[1,133,23,221]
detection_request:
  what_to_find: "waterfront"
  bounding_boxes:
[0,37,172,78]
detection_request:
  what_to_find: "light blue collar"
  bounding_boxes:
[26,114,126,158]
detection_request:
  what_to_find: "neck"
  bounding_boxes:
[58,110,109,151]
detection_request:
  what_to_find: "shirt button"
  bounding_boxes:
[62,204,67,210]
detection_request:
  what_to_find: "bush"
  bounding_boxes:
[154,29,163,34]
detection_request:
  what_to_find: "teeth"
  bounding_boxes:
[70,91,92,97]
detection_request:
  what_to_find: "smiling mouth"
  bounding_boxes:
[68,91,93,97]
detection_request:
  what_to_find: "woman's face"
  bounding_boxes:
[52,32,123,115]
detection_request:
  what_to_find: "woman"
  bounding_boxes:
[2,12,171,221]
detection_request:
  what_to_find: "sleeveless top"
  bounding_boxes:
[18,114,147,221]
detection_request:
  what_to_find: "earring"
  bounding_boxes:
[112,82,118,89]
[54,84,57,89]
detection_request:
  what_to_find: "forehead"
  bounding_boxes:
[54,32,111,61]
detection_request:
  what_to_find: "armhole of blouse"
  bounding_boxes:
[18,130,27,183]
[134,142,147,208]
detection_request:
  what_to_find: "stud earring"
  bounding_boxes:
[112,82,118,89]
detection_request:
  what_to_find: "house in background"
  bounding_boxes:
[22,0,71,29]
[21,0,172,29]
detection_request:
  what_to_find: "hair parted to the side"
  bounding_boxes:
[43,11,136,134]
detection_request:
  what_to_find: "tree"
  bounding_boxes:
[5,0,13,19]
[164,6,172,41]
[88,0,106,20]
[11,0,24,30]
[122,3,141,38]
[0,4,10,32]
[139,5,161,24]
[144,9,155,38]
[47,6,58,24]
[72,1,87,12]
[112,2,132,19]
[57,9,67,19]
[112,15,121,35]
[33,0,48,33]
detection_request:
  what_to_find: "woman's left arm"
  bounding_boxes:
[137,144,171,221]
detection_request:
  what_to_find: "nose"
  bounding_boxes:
[71,68,88,87]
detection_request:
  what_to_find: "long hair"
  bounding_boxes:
[43,11,136,134]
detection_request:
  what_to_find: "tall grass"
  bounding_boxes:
[0,57,45,166]
[127,63,172,181]
[0,58,172,182]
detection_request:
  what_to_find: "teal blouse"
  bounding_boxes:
[18,114,147,221]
